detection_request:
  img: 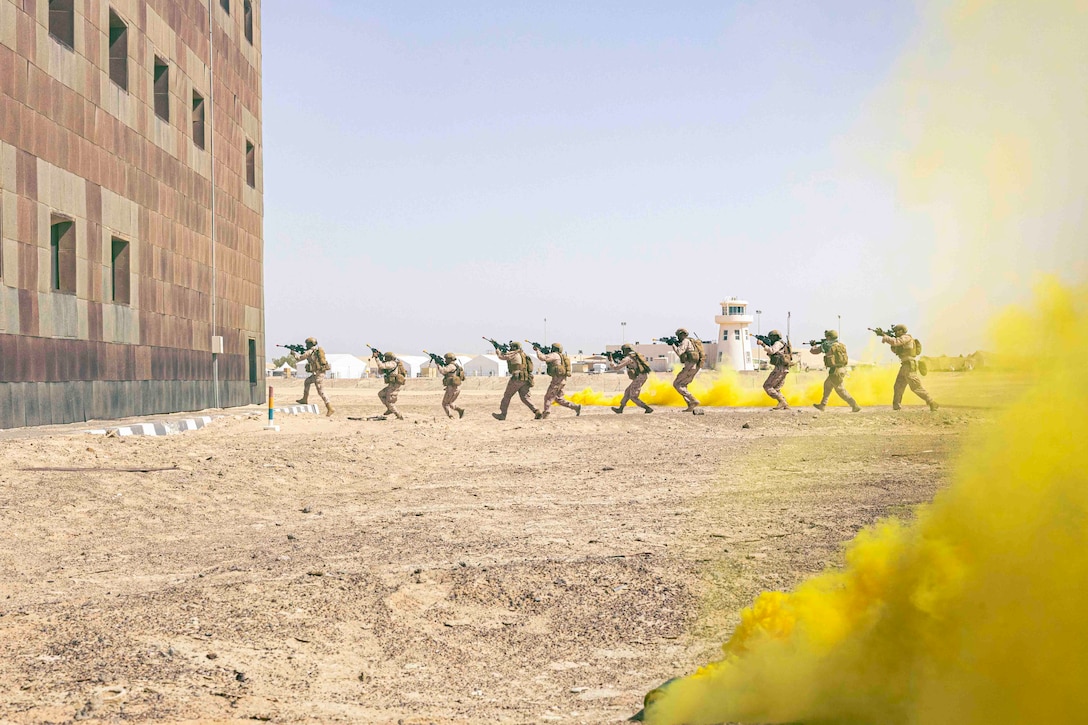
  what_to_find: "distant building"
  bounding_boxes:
[714,298,755,371]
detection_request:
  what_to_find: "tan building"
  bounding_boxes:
[0,0,264,428]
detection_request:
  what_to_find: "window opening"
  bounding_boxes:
[49,0,75,49]
[50,216,76,294]
[192,91,206,149]
[154,58,170,121]
[245,140,256,187]
[111,238,130,304]
[108,10,128,89]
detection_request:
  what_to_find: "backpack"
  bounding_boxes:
[312,347,329,374]
[524,353,534,375]
[690,338,707,367]
[561,353,572,377]
[631,351,652,376]
[829,342,849,368]
[913,338,923,356]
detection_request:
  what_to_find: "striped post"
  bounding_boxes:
[265,385,279,431]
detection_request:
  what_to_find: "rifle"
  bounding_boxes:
[424,350,446,367]
[806,338,829,349]
[276,343,307,355]
[654,335,680,347]
[868,325,896,337]
[366,343,384,358]
[753,333,777,347]
[525,340,554,355]
[597,350,624,363]
[483,336,510,354]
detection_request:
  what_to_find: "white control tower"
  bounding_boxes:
[714,298,755,371]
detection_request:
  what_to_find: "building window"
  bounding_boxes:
[246,140,256,187]
[735,330,741,340]
[728,305,745,315]
[248,339,258,385]
[192,91,206,149]
[722,330,728,341]
[108,10,128,90]
[220,0,230,13]
[50,216,76,294]
[49,0,75,49]
[244,0,254,43]
[154,58,169,121]
[111,238,130,304]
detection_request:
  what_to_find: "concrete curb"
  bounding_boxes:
[82,404,318,437]
[86,416,214,437]
[273,404,319,415]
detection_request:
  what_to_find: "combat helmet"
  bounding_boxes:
[824,329,838,341]
[675,328,689,339]
[768,329,782,341]
[621,343,633,353]
[382,351,396,361]
[444,352,457,362]
[893,324,908,335]
[551,342,564,353]
[509,341,522,350]
[305,337,317,347]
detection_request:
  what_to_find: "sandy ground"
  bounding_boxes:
[0,372,1001,723]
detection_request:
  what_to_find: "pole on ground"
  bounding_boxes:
[265,385,279,431]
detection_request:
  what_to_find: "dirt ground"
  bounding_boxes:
[0,372,1003,724]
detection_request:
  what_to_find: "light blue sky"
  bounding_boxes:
[262,1,930,359]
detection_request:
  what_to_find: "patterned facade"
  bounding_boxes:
[0,0,264,428]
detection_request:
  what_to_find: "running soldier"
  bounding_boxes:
[373,351,407,420]
[669,328,704,414]
[534,342,581,418]
[756,329,791,410]
[296,337,334,416]
[610,344,653,414]
[879,324,939,411]
[810,330,861,412]
[437,352,466,419]
[492,341,542,420]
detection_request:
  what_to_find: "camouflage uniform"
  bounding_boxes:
[536,345,580,417]
[609,347,652,413]
[810,332,860,412]
[757,333,790,409]
[670,331,702,411]
[296,338,334,416]
[882,328,938,410]
[438,355,465,419]
[493,344,541,420]
[376,354,406,420]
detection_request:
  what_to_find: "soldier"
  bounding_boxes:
[881,324,939,411]
[437,352,466,419]
[373,350,407,420]
[755,330,791,410]
[296,337,334,416]
[810,330,861,412]
[492,341,542,420]
[670,328,705,414]
[609,344,653,414]
[534,342,581,418]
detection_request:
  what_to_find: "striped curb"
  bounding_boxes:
[86,416,214,437]
[272,404,319,415]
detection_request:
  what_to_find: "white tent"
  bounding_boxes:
[298,353,369,379]
[464,354,507,377]
[397,355,430,379]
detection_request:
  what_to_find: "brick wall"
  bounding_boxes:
[0,0,264,428]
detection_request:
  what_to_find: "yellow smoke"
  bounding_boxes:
[643,280,1088,724]
[570,365,917,409]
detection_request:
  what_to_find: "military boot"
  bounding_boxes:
[851,405,862,413]
[611,406,624,414]
[575,404,582,417]
[813,403,826,411]
[457,408,465,419]
[326,405,335,417]
[492,413,506,421]
[928,401,940,411]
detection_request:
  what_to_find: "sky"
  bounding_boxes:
[260,1,981,360]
